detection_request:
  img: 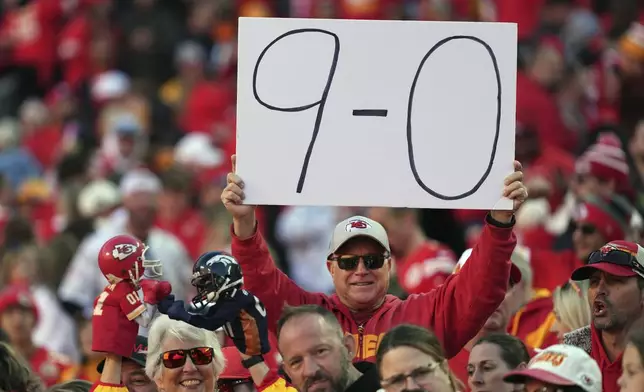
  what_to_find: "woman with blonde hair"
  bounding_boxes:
[145,315,226,392]
[0,341,44,392]
[377,324,464,392]
[551,280,591,342]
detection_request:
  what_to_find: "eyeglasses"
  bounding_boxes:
[573,223,597,235]
[587,247,644,276]
[161,347,214,369]
[380,363,440,392]
[328,253,389,270]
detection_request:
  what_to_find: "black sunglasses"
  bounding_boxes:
[587,247,644,276]
[328,253,389,270]
[161,347,214,369]
[573,223,597,235]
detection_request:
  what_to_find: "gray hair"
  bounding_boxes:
[145,315,225,381]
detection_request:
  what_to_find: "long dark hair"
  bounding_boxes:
[376,324,463,391]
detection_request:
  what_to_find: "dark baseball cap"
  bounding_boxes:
[97,335,148,373]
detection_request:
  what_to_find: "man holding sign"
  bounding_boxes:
[222,155,526,362]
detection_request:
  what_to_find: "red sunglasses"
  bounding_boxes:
[161,347,214,369]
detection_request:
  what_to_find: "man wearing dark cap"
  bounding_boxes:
[97,336,156,392]
[564,240,644,392]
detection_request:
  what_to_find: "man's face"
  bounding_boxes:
[124,192,157,229]
[122,359,157,392]
[279,314,353,392]
[574,175,613,200]
[327,237,391,312]
[0,307,34,344]
[588,271,643,331]
[572,222,606,262]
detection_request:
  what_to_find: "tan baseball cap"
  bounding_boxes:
[327,216,390,258]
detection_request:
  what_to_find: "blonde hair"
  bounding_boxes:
[47,380,92,392]
[553,280,591,331]
[0,342,44,392]
[0,245,41,286]
[145,315,225,381]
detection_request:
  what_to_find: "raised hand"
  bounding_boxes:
[491,160,528,224]
[221,155,256,238]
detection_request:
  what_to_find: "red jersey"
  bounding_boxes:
[92,282,145,358]
[231,215,517,361]
[508,290,558,350]
[396,241,456,295]
[29,347,73,387]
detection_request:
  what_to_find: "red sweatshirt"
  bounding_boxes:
[529,248,582,292]
[231,215,517,361]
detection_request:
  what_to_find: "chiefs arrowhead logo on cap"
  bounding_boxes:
[345,219,371,232]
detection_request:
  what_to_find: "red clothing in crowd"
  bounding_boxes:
[591,325,622,392]
[29,347,73,387]
[495,0,544,39]
[0,0,67,85]
[23,125,62,170]
[396,241,456,295]
[231,215,517,361]
[336,0,394,19]
[57,14,115,89]
[529,248,582,292]
[179,81,235,134]
[516,72,572,151]
[508,290,558,350]
[155,209,207,260]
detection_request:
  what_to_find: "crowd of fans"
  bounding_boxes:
[1,0,644,391]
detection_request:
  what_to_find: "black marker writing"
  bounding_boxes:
[252,29,340,194]
[407,35,501,200]
[353,109,388,117]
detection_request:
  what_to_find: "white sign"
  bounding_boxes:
[236,17,517,209]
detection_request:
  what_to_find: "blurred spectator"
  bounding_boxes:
[0,117,42,191]
[0,286,73,387]
[0,245,77,361]
[118,0,182,89]
[155,165,207,260]
[47,380,92,392]
[58,168,192,318]
[275,206,338,294]
[0,340,44,392]
[59,319,101,383]
[368,207,457,296]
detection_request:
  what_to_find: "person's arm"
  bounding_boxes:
[58,238,99,314]
[231,225,327,331]
[402,214,517,358]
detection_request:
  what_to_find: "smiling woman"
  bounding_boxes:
[145,315,226,392]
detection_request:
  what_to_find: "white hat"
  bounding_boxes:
[119,169,161,197]
[78,180,121,218]
[504,344,601,392]
[327,216,390,258]
[174,133,223,167]
[92,71,131,101]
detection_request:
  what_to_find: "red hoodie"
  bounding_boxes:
[231,214,517,361]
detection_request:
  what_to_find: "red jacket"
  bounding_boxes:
[231,215,517,361]
[508,290,558,349]
[396,240,456,295]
